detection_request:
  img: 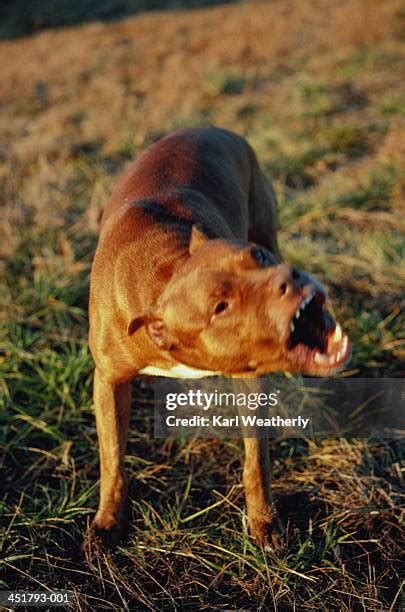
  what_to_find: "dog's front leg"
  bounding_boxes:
[91,367,131,539]
[242,435,280,549]
[236,380,281,549]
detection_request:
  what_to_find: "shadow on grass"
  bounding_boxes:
[0,0,238,40]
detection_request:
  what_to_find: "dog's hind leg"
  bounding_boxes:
[91,368,131,541]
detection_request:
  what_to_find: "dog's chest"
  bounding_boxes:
[139,363,222,378]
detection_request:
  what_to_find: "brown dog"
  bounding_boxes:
[89,126,350,547]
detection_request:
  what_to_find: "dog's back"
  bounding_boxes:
[100,126,254,240]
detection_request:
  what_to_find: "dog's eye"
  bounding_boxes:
[213,301,229,315]
[251,247,274,267]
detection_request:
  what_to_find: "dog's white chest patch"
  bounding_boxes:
[139,363,222,379]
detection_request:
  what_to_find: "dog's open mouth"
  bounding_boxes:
[287,290,350,370]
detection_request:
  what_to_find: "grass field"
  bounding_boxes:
[1,0,404,608]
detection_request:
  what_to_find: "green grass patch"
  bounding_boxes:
[205,70,252,96]
[379,97,405,116]
[320,124,369,157]
[334,164,398,210]
[338,48,403,78]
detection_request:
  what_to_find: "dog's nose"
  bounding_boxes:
[274,264,311,297]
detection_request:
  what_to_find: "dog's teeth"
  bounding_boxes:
[333,323,342,343]
[314,351,331,365]
[290,322,295,332]
[341,335,348,353]
[300,293,313,312]
[295,310,300,319]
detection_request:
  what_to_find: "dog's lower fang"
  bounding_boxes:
[314,351,334,365]
[314,332,349,366]
[333,323,342,343]
[341,335,348,354]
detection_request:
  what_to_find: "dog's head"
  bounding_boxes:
[128,227,351,376]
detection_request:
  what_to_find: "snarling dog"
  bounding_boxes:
[89,127,350,547]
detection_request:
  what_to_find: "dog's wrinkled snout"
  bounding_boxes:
[273,264,315,297]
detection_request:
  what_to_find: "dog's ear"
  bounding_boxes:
[146,319,178,351]
[189,224,209,254]
[127,314,150,336]
[127,314,178,351]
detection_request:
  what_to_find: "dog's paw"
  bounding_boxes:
[88,511,126,548]
[248,513,283,552]
[92,510,120,531]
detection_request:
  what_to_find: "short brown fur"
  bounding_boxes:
[89,127,346,547]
